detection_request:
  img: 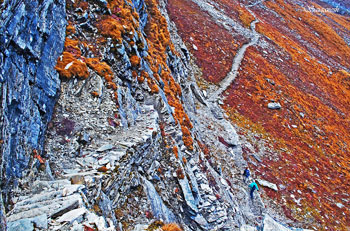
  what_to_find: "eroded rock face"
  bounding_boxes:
[0,0,66,228]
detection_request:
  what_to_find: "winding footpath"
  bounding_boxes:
[188,0,261,102]
[209,17,260,101]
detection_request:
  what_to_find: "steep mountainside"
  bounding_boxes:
[0,0,349,230]
[168,0,350,230]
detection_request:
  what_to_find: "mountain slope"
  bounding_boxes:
[167,0,350,230]
[0,0,349,230]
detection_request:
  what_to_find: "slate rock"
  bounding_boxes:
[7,219,34,231]
[97,144,114,152]
[56,207,87,223]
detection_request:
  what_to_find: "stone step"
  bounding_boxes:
[7,194,82,222]
[10,184,85,214]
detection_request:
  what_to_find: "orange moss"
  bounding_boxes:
[107,82,117,90]
[97,166,108,172]
[262,0,350,67]
[147,78,159,94]
[138,70,148,83]
[132,70,138,79]
[91,91,99,97]
[66,23,76,35]
[176,168,184,179]
[130,55,141,67]
[56,52,89,79]
[113,92,119,102]
[97,16,124,43]
[181,126,193,150]
[161,223,182,231]
[173,146,179,159]
[197,140,210,156]
[224,41,350,230]
[86,58,114,82]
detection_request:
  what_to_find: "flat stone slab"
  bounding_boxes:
[257,179,278,191]
[7,194,82,222]
[56,207,87,223]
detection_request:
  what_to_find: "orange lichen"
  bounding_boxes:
[161,223,182,231]
[91,91,99,97]
[130,55,141,67]
[107,82,117,90]
[176,168,184,179]
[56,52,89,79]
[96,16,124,43]
[173,146,179,159]
[147,78,159,94]
[66,23,76,35]
[86,58,114,82]
[182,157,187,164]
[181,126,193,151]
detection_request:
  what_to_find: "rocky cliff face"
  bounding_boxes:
[0,0,66,228]
[0,0,349,230]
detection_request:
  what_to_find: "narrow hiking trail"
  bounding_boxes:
[208,13,260,102]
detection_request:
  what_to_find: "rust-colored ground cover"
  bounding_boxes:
[222,1,350,230]
[166,0,246,83]
[167,0,350,229]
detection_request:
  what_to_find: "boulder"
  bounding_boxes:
[257,179,278,191]
[268,102,281,110]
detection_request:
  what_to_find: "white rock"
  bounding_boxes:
[98,158,110,165]
[62,184,84,197]
[263,215,290,231]
[193,44,198,50]
[336,203,344,208]
[133,224,148,231]
[268,102,281,110]
[200,184,213,194]
[257,179,278,191]
[56,207,87,223]
[64,61,74,70]
[97,144,114,152]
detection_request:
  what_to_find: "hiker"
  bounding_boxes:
[249,181,259,199]
[243,167,250,183]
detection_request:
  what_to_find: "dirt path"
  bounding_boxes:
[209,18,260,101]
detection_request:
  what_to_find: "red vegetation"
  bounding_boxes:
[97,166,108,172]
[168,0,350,229]
[220,1,350,229]
[167,0,247,83]
[182,156,187,164]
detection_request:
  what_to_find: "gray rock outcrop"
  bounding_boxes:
[0,0,66,229]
